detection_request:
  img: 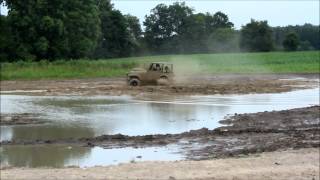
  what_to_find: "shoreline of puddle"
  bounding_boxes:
[0,87,319,168]
[1,87,319,141]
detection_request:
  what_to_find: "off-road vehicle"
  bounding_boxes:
[127,62,174,86]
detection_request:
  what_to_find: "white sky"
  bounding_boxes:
[1,1,319,29]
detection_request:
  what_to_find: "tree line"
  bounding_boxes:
[0,1,319,62]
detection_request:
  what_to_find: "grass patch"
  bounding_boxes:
[1,51,319,80]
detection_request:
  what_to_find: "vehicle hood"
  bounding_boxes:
[129,68,146,73]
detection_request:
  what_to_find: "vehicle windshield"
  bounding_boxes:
[149,63,162,71]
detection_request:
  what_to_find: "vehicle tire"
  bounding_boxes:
[129,78,140,86]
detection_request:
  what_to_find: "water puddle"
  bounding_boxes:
[1,90,47,93]
[1,88,319,141]
[0,144,183,168]
[0,88,319,167]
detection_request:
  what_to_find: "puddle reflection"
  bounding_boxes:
[0,145,183,168]
[1,88,319,141]
[0,88,319,168]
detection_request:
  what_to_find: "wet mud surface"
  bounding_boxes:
[0,113,45,126]
[1,74,318,96]
[1,74,319,167]
[2,106,319,160]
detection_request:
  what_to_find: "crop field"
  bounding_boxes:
[1,51,319,80]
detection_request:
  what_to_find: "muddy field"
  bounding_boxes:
[1,74,318,96]
[2,106,319,161]
[1,74,319,179]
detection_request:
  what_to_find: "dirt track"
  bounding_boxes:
[1,74,318,96]
[1,148,319,180]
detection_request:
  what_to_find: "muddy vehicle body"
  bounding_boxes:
[127,62,174,86]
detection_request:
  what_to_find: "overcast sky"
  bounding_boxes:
[1,1,319,29]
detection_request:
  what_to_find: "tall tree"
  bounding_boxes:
[273,24,319,50]
[93,0,137,58]
[64,0,101,59]
[203,12,236,52]
[4,0,100,60]
[125,14,142,41]
[240,19,274,52]
[0,15,15,62]
[125,14,143,55]
[282,32,299,51]
[144,2,193,54]
[144,3,236,54]
[179,12,236,53]
[179,13,207,53]
[205,11,234,31]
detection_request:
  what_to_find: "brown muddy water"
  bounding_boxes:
[0,88,319,167]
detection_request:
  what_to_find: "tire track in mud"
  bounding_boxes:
[1,74,318,96]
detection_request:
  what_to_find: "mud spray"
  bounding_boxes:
[170,57,203,84]
[137,51,277,85]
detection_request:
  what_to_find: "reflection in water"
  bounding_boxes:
[1,88,319,141]
[1,125,96,141]
[0,88,319,168]
[0,145,183,168]
[0,145,90,168]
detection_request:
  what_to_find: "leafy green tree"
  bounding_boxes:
[125,14,143,55]
[179,13,207,53]
[240,19,274,52]
[178,12,235,53]
[202,12,236,53]
[273,24,319,50]
[282,32,300,51]
[0,15,15,62]
[94,0,115,58]
[144,3,169,53]
[144,3,236,54]
[144,2,193,54]
[125,14,142,41]
[93,0,133,58]
[297,24,319,50]
[64,0,101,59]
[169,2,193,35]
[4,0,100,60]
[204,11,234,32]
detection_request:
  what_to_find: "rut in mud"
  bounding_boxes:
[1,74,318,96]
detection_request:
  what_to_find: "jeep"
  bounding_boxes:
[127,62,174,86]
